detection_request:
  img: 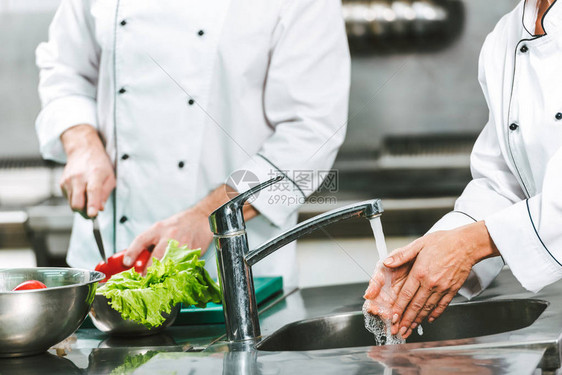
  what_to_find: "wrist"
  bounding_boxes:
[61,124,104,157]
[460,221,500,265]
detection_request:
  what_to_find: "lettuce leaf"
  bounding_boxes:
[97,240,222,327]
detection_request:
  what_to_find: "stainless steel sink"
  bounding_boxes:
[256,299,548,352]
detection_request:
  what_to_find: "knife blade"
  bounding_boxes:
[92,217,107,263]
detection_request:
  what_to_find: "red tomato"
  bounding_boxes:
[12,280,47,291]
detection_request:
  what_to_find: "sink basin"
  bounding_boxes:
[256,299,548,351]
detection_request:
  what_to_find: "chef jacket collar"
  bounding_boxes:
[523,0,561,36]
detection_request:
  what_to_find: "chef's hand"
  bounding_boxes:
[60,124,115,218]
[384,221,499,339]
[123,184,259,268]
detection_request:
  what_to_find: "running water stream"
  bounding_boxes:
[369,217,388,260]
[362,216,405,345]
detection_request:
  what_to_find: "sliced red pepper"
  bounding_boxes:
[133,249,151,273]
[95,249,152,282]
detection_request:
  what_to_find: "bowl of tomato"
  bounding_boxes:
[0,268,104,357]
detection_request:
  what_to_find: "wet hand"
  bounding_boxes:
[384,221,499,338]
[363,260,413,322]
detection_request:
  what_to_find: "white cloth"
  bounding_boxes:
[35,0,350,286]
[431,0,562,297]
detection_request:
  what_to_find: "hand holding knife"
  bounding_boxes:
[62,182,109,263]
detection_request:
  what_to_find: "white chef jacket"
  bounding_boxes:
[430,0,562,297]
[35,0,350,286]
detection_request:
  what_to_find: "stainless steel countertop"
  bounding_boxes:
[1,269,560,374]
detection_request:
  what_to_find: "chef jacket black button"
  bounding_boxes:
[556,113,562,120]
[520,45,528,53]
[509,123,519,131]
[188,99,195,105]
[118,87,126,94]
[120,19,127,26]
[121,154,129,160]
[119,216,128,224]
[198,30,205,36]
[178,161,185,169]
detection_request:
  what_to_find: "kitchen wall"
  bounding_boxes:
[341,0,519,157]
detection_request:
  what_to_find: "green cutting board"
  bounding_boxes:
[174,276,283,325]
[80,276,283,329]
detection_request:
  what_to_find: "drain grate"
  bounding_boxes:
[0,158,57,169]
[377,133,477,169]
[382,133,478,157]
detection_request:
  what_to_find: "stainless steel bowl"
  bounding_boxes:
[89,293,180,336]
[0,267,105,357]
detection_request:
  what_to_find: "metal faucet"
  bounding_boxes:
[209,176,384,342]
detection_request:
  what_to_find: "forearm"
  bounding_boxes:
[193,184,259,221]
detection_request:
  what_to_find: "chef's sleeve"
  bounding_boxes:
[429,39,526,298]
[485,147,562,293]
[233,0,350,227]
[35,0,100,163]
